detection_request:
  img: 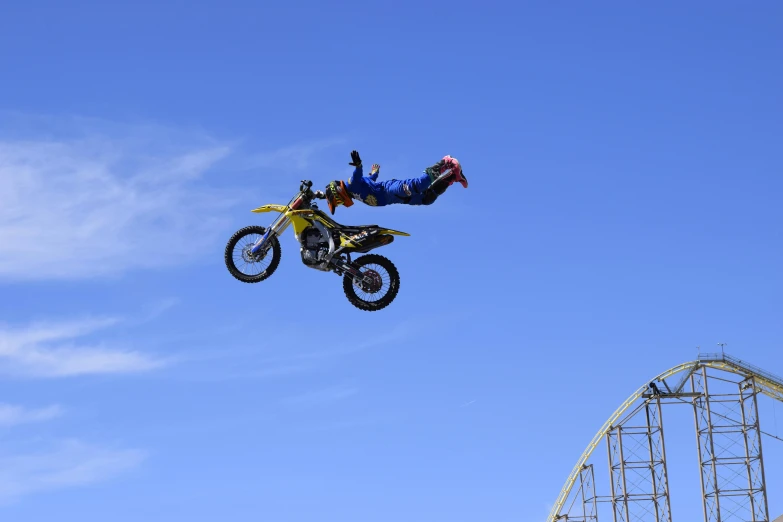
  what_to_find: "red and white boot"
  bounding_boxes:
[441,155,468,188]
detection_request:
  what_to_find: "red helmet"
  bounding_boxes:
[325,180,354,214]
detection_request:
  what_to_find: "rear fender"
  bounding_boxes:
[376,228,410,237]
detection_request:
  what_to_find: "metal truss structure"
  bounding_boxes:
[549,352,783,522]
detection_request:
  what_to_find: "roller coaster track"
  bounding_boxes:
[548,352,783,522]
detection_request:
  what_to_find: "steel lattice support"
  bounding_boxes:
[739,377,770,521]
[606,398,672,522]
[555,465,600,522]
[691,368,771,522]
[578,464,599,522]
[549,353,783,522]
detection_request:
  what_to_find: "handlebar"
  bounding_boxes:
[299,180,326,200]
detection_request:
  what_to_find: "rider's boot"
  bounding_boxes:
[425,156,468,189]
[441,155,468,188]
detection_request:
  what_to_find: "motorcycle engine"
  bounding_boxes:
[300,226,330,267]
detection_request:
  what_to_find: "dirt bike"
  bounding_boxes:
[224,180,409,311]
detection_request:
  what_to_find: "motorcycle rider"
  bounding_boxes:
[323,150,468,214]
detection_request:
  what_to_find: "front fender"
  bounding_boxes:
[251,204,288,214]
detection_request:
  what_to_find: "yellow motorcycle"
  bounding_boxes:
[225,180,409,311]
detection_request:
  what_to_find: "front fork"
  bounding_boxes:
[250,214,290,255]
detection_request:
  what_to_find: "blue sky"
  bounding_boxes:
[1,1,782,520]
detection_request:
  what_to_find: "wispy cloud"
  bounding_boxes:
[133,297,181,325]
[282,385,358,407]
[0,116,234,282]
[0,114,355,282]
[243,138,346,171]
[160,318,422,383]
[0,317,166,378]
[0,440,146,504]
[311,415,394,432]
[0,404,63,427]
[272,319,421,363]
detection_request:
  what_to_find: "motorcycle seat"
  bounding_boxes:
[314,210,381,231]
[341,224,379,230]
[325,217,379,231]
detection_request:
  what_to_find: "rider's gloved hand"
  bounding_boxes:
[313,190,326,199]
[349,150,362,168]
[369,163,380,181]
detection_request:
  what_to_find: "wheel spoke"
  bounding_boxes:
[352,263,393,302]
[225,227,280,283]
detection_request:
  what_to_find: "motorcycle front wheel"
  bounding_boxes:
[224,226,281,283]
[342,254,400,312]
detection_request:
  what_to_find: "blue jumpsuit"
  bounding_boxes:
[345,165,434,206]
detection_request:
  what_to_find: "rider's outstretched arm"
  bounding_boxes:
[348,164,364,185]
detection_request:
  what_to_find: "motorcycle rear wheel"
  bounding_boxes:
[342,254,400,312]
[225,226,281,283]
